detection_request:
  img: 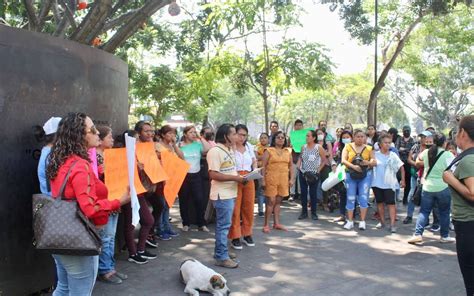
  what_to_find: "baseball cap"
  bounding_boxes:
[418,131,432,138]
[43,117,62,135]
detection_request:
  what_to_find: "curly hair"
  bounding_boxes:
[47,112,90,180]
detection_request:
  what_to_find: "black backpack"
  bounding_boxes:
[348,144,368,180]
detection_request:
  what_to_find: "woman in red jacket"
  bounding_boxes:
[47,113,130,296]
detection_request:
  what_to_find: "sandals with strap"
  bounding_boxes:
[262,226,271,233]
[273,224,288,231]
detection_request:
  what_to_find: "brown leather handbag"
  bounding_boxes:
[32,161,102,256]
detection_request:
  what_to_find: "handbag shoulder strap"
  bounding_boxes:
[216,145,235,167]
[350,144,366,158]
[425,150,445,179]
[57,160,80,199]
[45,152,51,193]
[446,147,474,172]
[444,147,474,207]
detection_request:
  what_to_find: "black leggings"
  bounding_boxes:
[179,173,205,227]
[454,220,474,296]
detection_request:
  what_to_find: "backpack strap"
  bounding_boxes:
[425,150,445,180]
[444,147,474,207]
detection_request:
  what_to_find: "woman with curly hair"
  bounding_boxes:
[47,113,130,295]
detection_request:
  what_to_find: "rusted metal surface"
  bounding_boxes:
[0,25,128,295]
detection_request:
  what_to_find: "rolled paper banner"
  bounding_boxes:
[322,173,342,191]
[322,164,346,191]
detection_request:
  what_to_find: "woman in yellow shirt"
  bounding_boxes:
[261,131,295,233]
[341,129,376,231]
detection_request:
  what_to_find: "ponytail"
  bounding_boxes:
[428,132,446,168]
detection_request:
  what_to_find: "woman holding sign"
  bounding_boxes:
[155,125,184,239]
[261,131,295,233]
[96,126,128,284]
[122,121,157,264]
[178,125,211,232]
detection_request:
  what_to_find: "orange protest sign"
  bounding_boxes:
[104,148,146,200]
[161,150,190,208]
[136,142,169,184]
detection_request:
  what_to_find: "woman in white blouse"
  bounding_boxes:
[229,124,258,250]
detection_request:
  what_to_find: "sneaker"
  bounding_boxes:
[146,235,158,248]
[375,222,385,229]
[408,235,423,244]
[128,254,148,264]
[311,213,319,220]
[159,232,172,241]
[114,272,128,280]
[137,250,157,260]
[215,258,239,269]
[231,239,243,250]
[440,236,456,243]
[390,226,397,233]
[358,221,366,230]
[167,230,179,237]
[403,217,412,224]
[182,225,189,232]
[430,225,440,232]
[98,273,122,284]
[343,221,354,230]
[333,216,345,223]
[258,212,264,217]
[198,226,210,232]
[243,236,255,247]
[298,213,308,220]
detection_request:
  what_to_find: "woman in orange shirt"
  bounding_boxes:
[261,131,295,233]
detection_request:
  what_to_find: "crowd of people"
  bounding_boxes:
[34,113,474,295]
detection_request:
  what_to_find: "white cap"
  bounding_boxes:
[43,117,62,135]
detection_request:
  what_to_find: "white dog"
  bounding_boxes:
[180,258,231,296]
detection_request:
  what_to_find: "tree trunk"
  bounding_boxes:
[101,0,171,53]
[70,0,113,44]
[263,92,270,135]
[367,13,426,126]
[261,5,270,134]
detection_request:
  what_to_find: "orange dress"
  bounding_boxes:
[264,147,292,198]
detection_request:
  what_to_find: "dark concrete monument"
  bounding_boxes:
[0,25,128,295]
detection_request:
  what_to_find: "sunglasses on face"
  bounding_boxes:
[276,136,285,140]
[86,125,98,135]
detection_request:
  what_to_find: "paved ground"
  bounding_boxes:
[93,200,464,296]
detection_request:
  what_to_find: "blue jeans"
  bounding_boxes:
[212,197,235,261]
[98,213,118,275]
[159,196,172,233]
[345,171,372,211]
[52,254,99,296]
[256,179,265,213]
[406,175,418,218]
[299,172,319,214]
[414,188,451,238]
